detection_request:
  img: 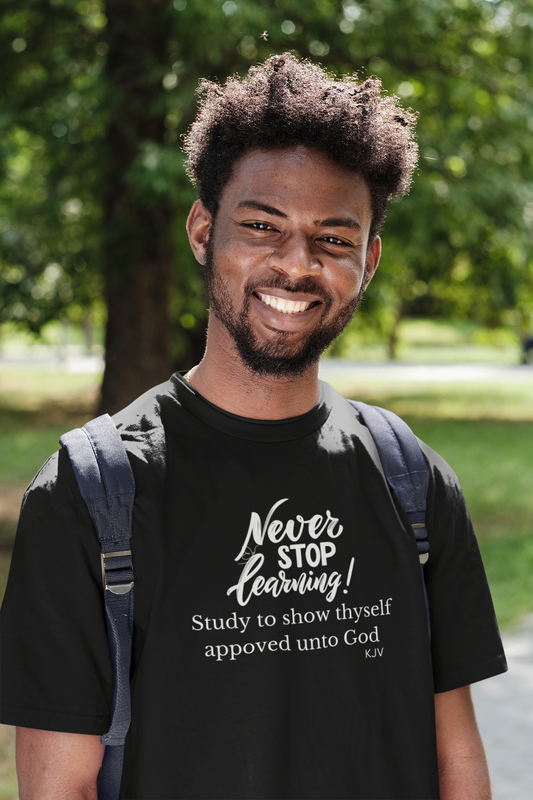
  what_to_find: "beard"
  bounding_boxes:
[204,240,366,378]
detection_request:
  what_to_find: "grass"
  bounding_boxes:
[397,418,533,629]
[0,367,100,413]
[0,726,16,800]
[335,317,523,364]
[0,422,77,486]
[325,377,533,421]
[0,367,99,546]
[338,342,521,364]
[0,366,99,596]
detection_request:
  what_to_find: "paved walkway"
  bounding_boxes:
[471,614,533,799]
[0,353,103,373]
[319,359,533,384]
[3,354,533,383]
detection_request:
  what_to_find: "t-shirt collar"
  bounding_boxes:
[172,371,332,442]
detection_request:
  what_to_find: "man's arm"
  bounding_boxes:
[16,727,104,800]
[435,685,491,800]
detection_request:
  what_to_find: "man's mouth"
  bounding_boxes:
[255,291,321,315]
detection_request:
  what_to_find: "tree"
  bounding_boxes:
[98,0,176,411]
[1,0,532,410]
[0,0,105,336]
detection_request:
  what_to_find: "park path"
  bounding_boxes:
[2,352,533,384]
[472,614,533,800]
[318,359,533,384]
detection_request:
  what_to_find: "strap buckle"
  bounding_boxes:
[412,523,429,565]
[101,550,134,594]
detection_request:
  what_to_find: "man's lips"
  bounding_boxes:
[254,291,322,315]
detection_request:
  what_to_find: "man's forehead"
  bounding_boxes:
[222,146,372,225]
[229,144,363,181]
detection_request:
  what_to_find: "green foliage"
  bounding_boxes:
[0,0,106,331]
[1,0,532,356]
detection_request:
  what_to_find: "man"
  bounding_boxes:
[1,54,506,799]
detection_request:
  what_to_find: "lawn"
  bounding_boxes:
[396,417,533,629]
[0,367,99,577]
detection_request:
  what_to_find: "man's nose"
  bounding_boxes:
[268,234,320,278]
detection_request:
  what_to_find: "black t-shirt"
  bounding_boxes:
[1,374,507,799]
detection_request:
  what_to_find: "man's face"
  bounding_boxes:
[189,146,380,377]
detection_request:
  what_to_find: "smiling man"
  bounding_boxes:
[1,54,506,800]
[186,146,380,418]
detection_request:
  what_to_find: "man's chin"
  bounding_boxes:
[232,333,329,378]
[237,355,318,379]
[205,254,363,377]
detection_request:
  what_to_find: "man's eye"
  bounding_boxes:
[242,221,274,231]
[322,236,349,246]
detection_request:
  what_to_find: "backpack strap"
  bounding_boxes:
[60,414,135,800]
[348,400,431,638]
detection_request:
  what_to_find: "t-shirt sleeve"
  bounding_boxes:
[0,449,113,734]
[419,441,508,693]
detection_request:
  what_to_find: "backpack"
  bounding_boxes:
[60,400,430,800]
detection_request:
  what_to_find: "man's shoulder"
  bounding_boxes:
[111,375,179,468]
[112,374,179,432]
[325,385,466,505]
[415,437,464,500]
[22,375,183,517]
[108,375,187,480]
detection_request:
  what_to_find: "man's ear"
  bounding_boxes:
[186,200,212,265]
[363,236,381,289]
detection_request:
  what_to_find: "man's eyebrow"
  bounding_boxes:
[236,200,288,219]
[235,203,361,230]
[317,217,361,230]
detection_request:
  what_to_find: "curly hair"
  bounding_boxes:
[184,53,418,243]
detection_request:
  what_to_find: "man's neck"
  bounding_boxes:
[187,325,321,420]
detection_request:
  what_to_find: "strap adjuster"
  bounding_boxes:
[412,523,429,565]
[101,550,133,594]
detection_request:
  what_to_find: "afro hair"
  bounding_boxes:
[184,53,418,243]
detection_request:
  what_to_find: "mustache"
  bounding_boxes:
[245,274,332,304]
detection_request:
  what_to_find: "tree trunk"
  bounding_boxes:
[98,0,174,415]
[386,302,406,361]
[81,311,94,355]
[102,251,172,413]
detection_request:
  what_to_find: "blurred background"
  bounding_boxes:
[1,0,532,796]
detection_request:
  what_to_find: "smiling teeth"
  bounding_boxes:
[257,293,312,314]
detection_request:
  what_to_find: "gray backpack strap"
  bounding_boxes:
[60,414,135,800]
[349,400,431,639]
